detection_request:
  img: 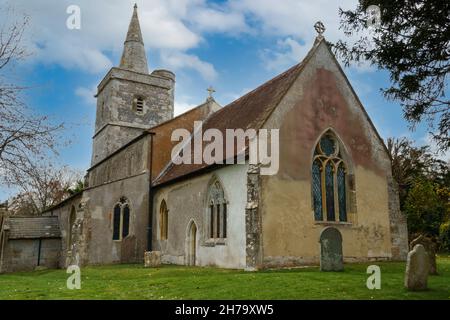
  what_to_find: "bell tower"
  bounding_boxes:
[92,4,175,166]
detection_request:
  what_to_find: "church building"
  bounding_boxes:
[35,5,409,271]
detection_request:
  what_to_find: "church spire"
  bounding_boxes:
[119,4,149,73]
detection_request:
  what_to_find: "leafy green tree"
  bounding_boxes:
[67,180,84,195]
[334,0,450,151]
[387,137,447,209]
[404,179,446,239]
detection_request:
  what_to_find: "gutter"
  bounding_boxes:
[147,132,156,251]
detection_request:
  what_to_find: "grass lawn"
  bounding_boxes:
[0,256,449,300]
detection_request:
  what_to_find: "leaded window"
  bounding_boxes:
[207,179,227,240]
[312,133,348,222]
[112,198,131,240]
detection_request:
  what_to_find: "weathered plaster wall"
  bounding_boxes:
[49,134,151,267]
[47,195,82,267]
[1,238,61,273]
[153,164,248,269]
[88,135,150,188]
[259,41,408,267]
[82,172,149,265]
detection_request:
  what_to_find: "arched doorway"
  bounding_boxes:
[186,222,197,266]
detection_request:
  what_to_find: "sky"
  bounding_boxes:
[0,0,448,201]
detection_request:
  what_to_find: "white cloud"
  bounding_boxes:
[3,0,374,77]
[161,51,218,81]
[419,134,450,162]
[174,101,198,116]
[230,0,375,73]
[4,0,224,76]
[189,7,248,34]
[260,37,308,71]
[75,85,97,105]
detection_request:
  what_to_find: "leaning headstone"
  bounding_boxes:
[410,235,437,275]
[319,227,344,271]
[404,244,430,291]
[144,251,161,267]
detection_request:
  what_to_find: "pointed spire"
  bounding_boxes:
[119,4,149,73]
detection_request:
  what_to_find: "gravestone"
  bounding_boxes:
[319,227,344,271]
[410,235,437,275]
[404,244,430,291]
[144,251,161,267]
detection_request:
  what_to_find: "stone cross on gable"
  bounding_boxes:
[207,86,216,100]
[314,21,326,37]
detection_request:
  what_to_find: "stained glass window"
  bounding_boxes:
[312,160,323,221]
[337,164,347,222]
[325,162,335,221]
[320,136,336,156]
[312,132,350,223]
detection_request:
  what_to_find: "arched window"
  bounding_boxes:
[122,205,130,238]
[207,179,227,240]
[112,198,131,241]
[160,200,168,240]
[312,132,348,222]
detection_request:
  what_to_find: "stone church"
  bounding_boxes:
[2,5,409,272]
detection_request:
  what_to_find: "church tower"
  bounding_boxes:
[91,4,175,165]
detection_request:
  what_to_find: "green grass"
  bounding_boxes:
[0,256,449,300]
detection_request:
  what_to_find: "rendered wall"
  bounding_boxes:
[259,41,408,267]
[153,164,248,269]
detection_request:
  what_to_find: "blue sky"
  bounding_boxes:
[0,0,447,201]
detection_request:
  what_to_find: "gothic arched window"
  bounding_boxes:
[312,132,348,222]
[112,198,131,240]
[160,200,168,240]
[207,179,227,240]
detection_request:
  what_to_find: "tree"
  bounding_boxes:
[404,179,447,239]
[334,0,450,151]
[7,164,83,215]
[0,6,64,188]
[387,137,446,209]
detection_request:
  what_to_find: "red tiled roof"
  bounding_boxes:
[153,42,320,186]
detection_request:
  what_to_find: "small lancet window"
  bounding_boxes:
[160,200,168,240]
[312,132,349,223]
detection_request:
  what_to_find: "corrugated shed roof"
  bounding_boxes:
[4,216,61,239]
[152,41,320,186]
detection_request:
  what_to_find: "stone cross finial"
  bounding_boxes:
[207,86,216,100]
[134,3,138,9]
[314,21,326,36]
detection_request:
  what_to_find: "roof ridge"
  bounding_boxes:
[148,100,213,132]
